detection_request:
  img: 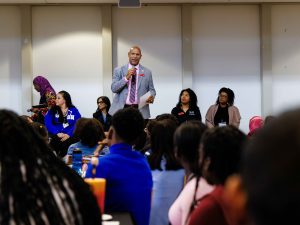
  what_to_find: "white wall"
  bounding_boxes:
[3,3,300,132]
[272,5,300,114]
[32,6,103,117]
[192,5,261,132]
[112,5,182,118]
[0,6,22,113]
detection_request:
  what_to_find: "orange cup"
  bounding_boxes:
[84,178,106,214]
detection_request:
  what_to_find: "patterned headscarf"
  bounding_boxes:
[33,76,56,97]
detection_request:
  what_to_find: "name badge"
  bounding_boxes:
[189,111,195,116]
[63,122,69,128]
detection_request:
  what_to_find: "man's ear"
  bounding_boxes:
[224,174,248,225]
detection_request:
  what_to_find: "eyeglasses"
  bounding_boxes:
[97,101,104,104]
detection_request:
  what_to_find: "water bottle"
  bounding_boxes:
[72,148,82,176]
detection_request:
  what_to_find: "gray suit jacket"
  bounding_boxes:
[109,64,156,119]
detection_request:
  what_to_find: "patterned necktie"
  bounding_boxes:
[129,68,136,103]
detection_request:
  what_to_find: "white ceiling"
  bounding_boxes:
[1,0,300,4]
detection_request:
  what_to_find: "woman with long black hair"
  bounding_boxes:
[45,90,81,157]
[171,88,202,125]
[93,96,112,132]
[0,109,101,225]
[168,121,214,225]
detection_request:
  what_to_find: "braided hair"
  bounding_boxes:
[0,110,101,225]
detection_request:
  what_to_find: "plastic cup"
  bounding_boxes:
[84,178,106,214]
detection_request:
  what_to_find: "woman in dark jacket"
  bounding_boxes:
[171,88,202,125]
[93,96,112,132]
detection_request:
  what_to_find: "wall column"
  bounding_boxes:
[21,5,33,114]
[181,4,193,89]
[101,5,113,99]
[260,4,273,116]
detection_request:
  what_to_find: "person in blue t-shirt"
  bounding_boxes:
[65,118,109,165]
[86,107,153,225]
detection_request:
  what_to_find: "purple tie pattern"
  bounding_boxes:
[129,68,136,103]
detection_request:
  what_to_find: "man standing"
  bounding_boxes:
[85,108,153,225]
[109,46,156,119]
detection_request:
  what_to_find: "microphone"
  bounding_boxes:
[27,108,33,112]
[132,67,136,75]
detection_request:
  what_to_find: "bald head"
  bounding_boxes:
[129,46,142,54]
[128,46,142,66]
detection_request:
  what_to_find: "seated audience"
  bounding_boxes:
[137,114,180,156]
[0,109,101,225]
[45,90,81,157]
[31,75,56,124]
[247,116,263,137]
[140,119,157,155]
[169,121,214,225]
[225,108,300,225]
[156,113,179,126]
[188,126,247,225]
[171,88,202,125]
[93,96,112,132]
[85,108,153,225]
[148,119,185,225]
[66,118,106,157]
[30,121,49,143]
[205,87,241,128]
[20,115,33,123]
[136,114,179,156]
[30,121,57,156]
[264,115,276,125]
[133,129,148,152]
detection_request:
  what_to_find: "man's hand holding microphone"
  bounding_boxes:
[126,67,136,80]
